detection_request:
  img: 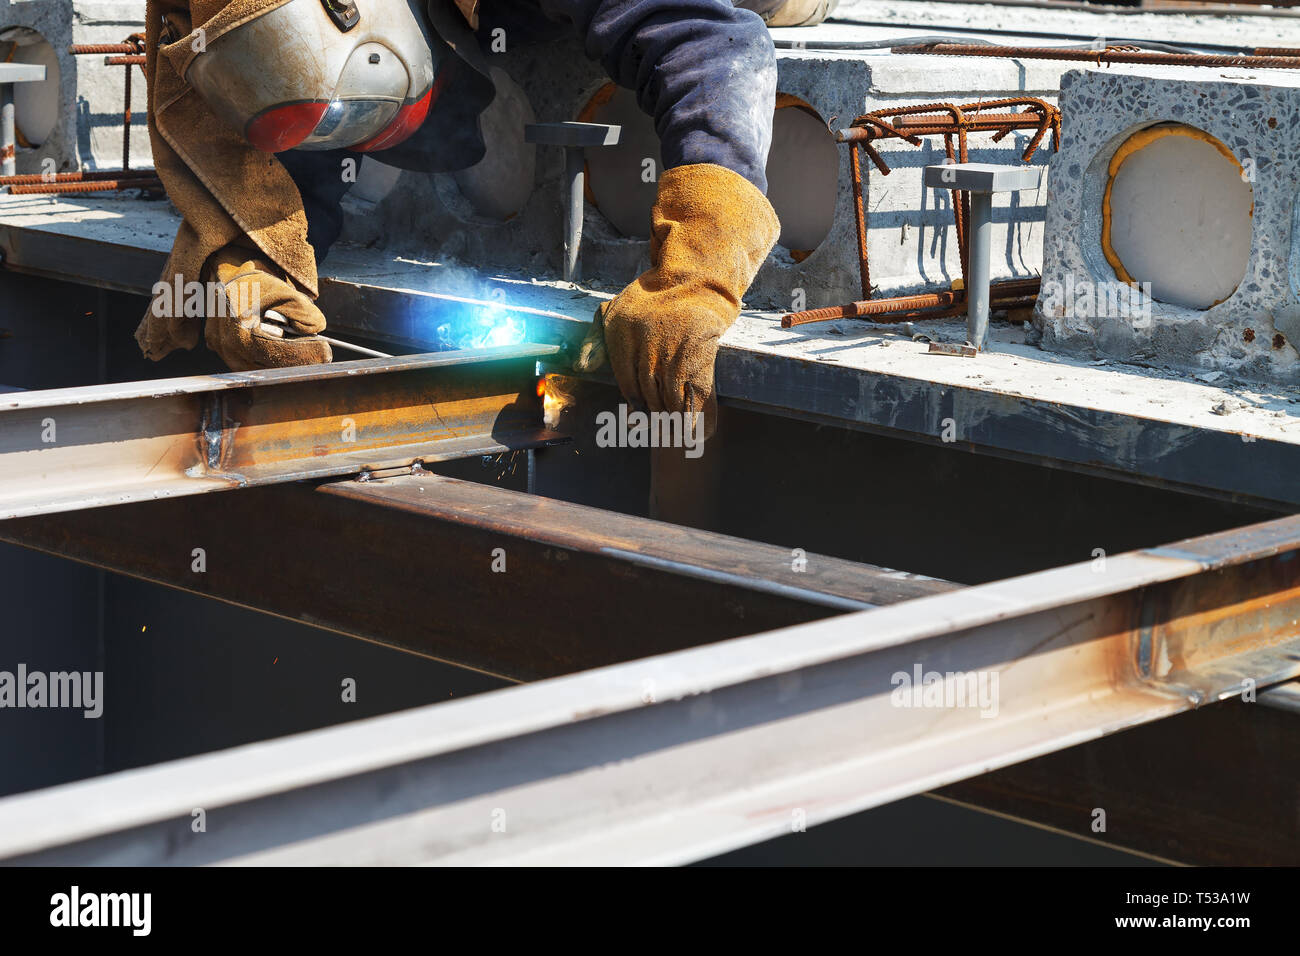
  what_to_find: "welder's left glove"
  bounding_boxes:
[574,163,780,436]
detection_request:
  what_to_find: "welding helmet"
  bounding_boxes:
[187,0,443,153]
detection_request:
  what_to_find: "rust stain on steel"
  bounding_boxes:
[1153,555,1300,670]
[215,361,542,472]
[0,349,556,519]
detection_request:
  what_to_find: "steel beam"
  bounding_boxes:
[0,344,561,519]
[7,202,1300,510]
[0,473,954,679]
[2,514,1299,865]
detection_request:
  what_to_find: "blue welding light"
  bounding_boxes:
[434,303,527,351]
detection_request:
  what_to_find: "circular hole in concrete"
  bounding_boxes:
[1101,123,1252,310]
[0,27,60,147]
[449,67,536,222]
[579,84,659,239]
[579,85,837,256]
[767,95,837,260]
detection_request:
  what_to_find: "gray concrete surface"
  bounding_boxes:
[1037,66,1300,385]
[0,1,148,174]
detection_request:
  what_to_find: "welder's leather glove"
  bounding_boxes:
[574,163,779,435]
[202,245,332,372]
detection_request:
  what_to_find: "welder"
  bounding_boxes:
[136,0,834,426]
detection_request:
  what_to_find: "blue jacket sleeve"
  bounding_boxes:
[535,0,777,193]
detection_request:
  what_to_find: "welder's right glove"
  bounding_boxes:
[573,163,779,436]
[202,245,333,372]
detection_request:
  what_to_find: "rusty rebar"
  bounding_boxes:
[846,98,1060,170]
[8,178,162,195]
[46,36,152,197]
[122,55,132,171]
[893,43,1300,69]
[0,170,157,185]
[781,278,1041,328]
[68,43,139,55]
[944,130,969,291]
[848,144,871,299]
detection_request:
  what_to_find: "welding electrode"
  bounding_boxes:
[262,310,393,359]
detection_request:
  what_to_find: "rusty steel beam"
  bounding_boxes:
[0,472,955,679]
[0,345,562,520]
[2,513,1299,865]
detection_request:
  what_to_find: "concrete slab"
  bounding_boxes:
[1036,66,1300,386]
[0,1,149,174]
[2,193,1299,509]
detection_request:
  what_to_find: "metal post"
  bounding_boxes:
[564,145,584,283]
[967,191,993,350]
[922,163,1045,352]
[121,61,132,173]
[1,83,15,178]
[524,122,621,284]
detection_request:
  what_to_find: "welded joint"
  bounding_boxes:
[198,393,231,472]
[356,461,431,483]
[1133,588,1211,707]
